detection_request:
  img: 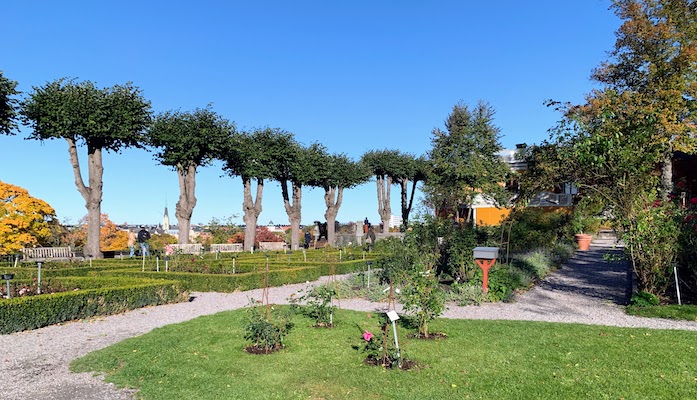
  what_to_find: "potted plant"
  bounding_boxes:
[570,196,602,251]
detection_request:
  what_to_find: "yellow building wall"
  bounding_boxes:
[475,207,512,226]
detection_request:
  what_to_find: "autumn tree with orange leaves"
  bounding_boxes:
[0,181,57,254]
[72,213,128,252]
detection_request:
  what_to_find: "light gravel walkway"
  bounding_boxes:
[1,242,696,400]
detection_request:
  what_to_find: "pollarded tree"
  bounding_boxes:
[308,150,369,246]
[219,128,281,251]
[148,106,233,244]
[393,153,429,230]
[0,180,57,255]
[20,79,151,258]
[361,149,403,231]
[270,138,320,251]
[0,71,19,135]
[425,101,509,224]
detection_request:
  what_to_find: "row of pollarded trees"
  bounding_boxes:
[0,72,511,258]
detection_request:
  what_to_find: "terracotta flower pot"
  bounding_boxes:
[575,234,592,251]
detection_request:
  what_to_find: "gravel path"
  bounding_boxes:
[2,241,696,400]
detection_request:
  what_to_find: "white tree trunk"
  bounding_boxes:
[376,175,392,232]
[242,178,264,251]
[324,186,344,246]
[175,164,197,244]
[281,180,302,251]
[68,138,103,258]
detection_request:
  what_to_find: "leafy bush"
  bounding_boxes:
[289,285,337,327]
[618,194,681,295]
[329,273,388,302]
[506,208,572,252]
[448,282,488,306]
[513,250,554,280]
[630,291,661,307]
[243,302,294,353]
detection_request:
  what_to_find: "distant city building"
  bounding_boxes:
[388,215,402,229]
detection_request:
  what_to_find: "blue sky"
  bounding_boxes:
[2,0,619,227]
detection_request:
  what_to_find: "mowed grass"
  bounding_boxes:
[71,308,697,400]
[627,304,697,321]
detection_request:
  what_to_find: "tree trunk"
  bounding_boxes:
[399,179,418,230]
[68,138,103,258]
[324,185,344,246]
[281,179,302,250]
[660,150,673,201]
[376,175,392,233]
[175,163,197,244]
[242,178,264,252]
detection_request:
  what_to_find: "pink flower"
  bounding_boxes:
[363,331,373,341]
[690,197,697,205]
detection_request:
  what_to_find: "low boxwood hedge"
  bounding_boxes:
[0,277,187,334]
[105,259,366,293]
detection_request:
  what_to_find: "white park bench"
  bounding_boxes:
[168,243,203,255]
[22,247,75,261]
[259,242,288,251]
[210,243,243,253]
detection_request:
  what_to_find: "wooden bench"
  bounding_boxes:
[210,243,243,253]
[168,243,203,255]
[22,247,75,261]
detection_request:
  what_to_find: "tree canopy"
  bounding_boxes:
[219,127,292,251]
[148,106,233,244]
[0,71,19,136]
[425,101,509,224]
[19,78,151,258]
[0,181,57,255]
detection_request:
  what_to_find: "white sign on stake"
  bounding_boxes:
[386,310,400,322]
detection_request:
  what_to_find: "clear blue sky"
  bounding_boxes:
[1,0,619,227]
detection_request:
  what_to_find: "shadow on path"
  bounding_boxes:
[535,246,629,305]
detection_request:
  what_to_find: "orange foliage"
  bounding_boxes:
[0,181,57,254]
[72,213,129,251]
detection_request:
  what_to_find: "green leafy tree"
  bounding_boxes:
[425,101,509,224]
[542,0,697,296]
[591,0,697,196]
[20,79,151,258]
[308,151,369,245]
[0,71,20,135]
[360,149,400,231]
[394,154,428,229]
[148,106,233,244]
[219,128,282,251]
[270,138,321,250]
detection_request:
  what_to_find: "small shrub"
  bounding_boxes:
[332,273,388,302]
[630,291,660,307]
[243,301,294,354]
[448,282,488,306]
[289,285,337,327]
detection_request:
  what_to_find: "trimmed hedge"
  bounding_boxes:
[106,259,367,293]
[0,277,187,334]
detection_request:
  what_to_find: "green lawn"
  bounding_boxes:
[627,304,697,321]
[71,308,697,399]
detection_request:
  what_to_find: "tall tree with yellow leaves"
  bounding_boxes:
[0,181,57,254]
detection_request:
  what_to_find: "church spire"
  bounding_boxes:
[163,205,170,231]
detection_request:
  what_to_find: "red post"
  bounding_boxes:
[475,258,496,293]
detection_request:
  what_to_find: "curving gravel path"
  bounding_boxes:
[1,241,696,400]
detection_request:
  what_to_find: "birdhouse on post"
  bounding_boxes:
[473,247,499,293]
